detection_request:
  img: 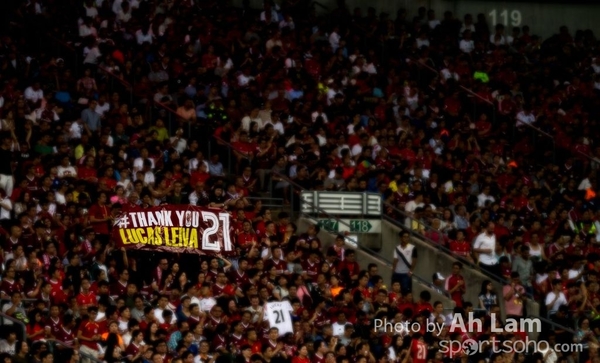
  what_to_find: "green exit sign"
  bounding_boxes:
[317,219,379,233]
[350,220,373,233]
[318,220,339,233]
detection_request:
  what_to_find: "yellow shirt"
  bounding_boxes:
[149,126,169,142]
[388,180,407,193]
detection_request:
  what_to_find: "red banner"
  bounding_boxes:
[111,205,235,256]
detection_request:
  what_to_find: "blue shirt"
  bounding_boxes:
[209,162,224,176]
[81,108,101,132]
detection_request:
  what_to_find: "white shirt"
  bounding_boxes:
[568,268,583,280]
[428,20,441,29]
[0,198,11,220]
[55,191,66,205]
[362,63,377,74]
[265,120,285,135]
[332,321,347,337]
[265,301,293,335]
[351,144,362,157]
[0,339,16,355]
[57,165,78,178]
[429,138,444,155]
[199,297,217,312]
[477,193,495,207]
[516,111,536,127]
[405,200,424,214]
[70,122,84,139]
[336,144,350,158]
[188,158,209,173]
[24,87,44,103]
[317,134,327,146]
[112,0,123,13]
[79,25,97,38]
[170,136,187,155]
[133,157,155,172]
[459,39,474,53]
[117,10,132,23]
[540,347,557,363]
[441,68,459,81]
[260,9,279,22]
[311,111,328,124]
[140,171,155,186]
[1,303,18,325]
[135,30,153,45]
[95,102,110,116]
[329,32,341,52]
[279,19,295,30]
[241,116,263,132]
[473,232,497,265]
[188,191,204,206]
[459,24,476,36]
[416,38,430,48]
[195,354,214,363]
[153,307,177,324]
[85,6,98,18]
[190,296,201,308]
[34,108,60,122]
[83,46,102,65]
[579,178,592,191]
[327,89,341,105]
[545,291,567,312]
[237,73,254,87]
[393,243,416,274]
[490,34,507,45]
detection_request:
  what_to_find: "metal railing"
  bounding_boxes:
[268,172,439,290]
[151,100,187,136]
[412,58,497,125]
[268,172,445,288]
[413,55,598,167]
[245,196,284,210]
[97,65,133,106]
[382,202,521,294]
[0,311,26,341]
[44,34,80,78]
[271,171,359,242]
[207,135,254,177]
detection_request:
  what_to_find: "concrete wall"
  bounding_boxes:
[298,217,540,338]
[381,220,502,310]
[297,217,458,310]
[238,0,600,39]
[380,219,542,321]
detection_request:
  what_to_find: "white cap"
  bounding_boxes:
[434,272,445,280]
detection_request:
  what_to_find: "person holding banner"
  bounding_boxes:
[88,192,112,245]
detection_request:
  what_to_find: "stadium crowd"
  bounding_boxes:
[0,0,599,362]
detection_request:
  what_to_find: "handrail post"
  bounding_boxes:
[227,146,232,175]
[0,312,27,341]
[290,184,296,219]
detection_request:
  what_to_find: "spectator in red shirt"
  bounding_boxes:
[448,230,473,263]
[76,277,97,310]
[445,262,466,308]
[88,192,112,244]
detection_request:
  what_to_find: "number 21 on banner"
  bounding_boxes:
[201,212,233,252]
